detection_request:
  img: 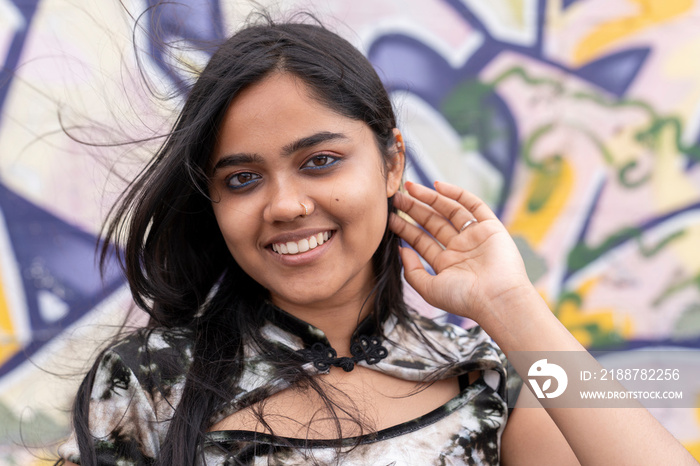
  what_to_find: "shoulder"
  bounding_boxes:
[391,307,501,364]
[387,308,522,401]
[99,326,195,387]
[109,325,195,357]
[108,326,195,373]
[58,326,196,463]
[84,326,196,415]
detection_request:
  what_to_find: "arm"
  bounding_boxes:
[389,180,697,465]
[502,390,579,466]
[492,284,692,465]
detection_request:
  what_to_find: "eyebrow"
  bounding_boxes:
[211,131,348,174]
[281,131,347,156]
[212,153,265,173]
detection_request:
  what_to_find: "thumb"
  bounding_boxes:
[399,246,434,303]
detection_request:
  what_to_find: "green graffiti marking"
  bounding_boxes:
[441,80,510,158]
[567,226,641,274]
[652,270,700,308]
[490,67,564,93]
[554,292,625,347]
[672,303,700,340]
[568,227,686,276]
[444,66,700,219]
[520,123,565,212]
[636,230,686,258]
[493,67,700,187]
[513,236,548,283]
[440,65,700,346]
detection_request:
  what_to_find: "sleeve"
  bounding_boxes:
[497,348,524,412]
[58,348,162,465]
[457,324,523,409]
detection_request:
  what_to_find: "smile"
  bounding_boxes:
[271,231,333,255]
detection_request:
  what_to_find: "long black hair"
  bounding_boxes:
[68,14,411,465]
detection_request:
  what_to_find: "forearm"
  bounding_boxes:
[389,180,697,464]
[482,286,697,465]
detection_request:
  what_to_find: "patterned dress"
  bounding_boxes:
[59,304,522,465]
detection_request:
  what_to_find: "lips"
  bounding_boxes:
[271,231,332,255]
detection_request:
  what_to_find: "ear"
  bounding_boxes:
[386,128,405,197]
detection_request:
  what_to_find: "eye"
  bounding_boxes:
[226,172,261,189]
[302,154,339,170]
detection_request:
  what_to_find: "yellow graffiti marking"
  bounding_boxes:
[573,0,693,66]
[0,272,19,367]
[653,126,700,271]
[685,401,700,460]
[508,158,573,247]
[684,442,700,462]
[653,125,697,210]
[506,0,525,27]
[556,278,633,348]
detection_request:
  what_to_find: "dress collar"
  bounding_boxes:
[215,302,510,424]
[261,302,390,372]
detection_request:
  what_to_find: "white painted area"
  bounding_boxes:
[0,0,24,64]
[545,170,608,299]
[0,0,24,31]
[682,98,700,148]
[37,289,69,323]
[359,17,484,69]
[123,0,186,107]
[0,285,133,404]
[0,208,30,346]
[393,90,502,206]
[460,0,539,46]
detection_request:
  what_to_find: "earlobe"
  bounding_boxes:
[386,128,405,197]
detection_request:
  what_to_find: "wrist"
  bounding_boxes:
[475,283,562,352]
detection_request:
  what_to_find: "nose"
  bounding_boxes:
[262,182,309,223]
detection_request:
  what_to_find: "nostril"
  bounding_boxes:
[264,198,309,223]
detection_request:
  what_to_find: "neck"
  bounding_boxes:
[271,290,376,356]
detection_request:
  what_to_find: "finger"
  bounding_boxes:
[388,212,443,267]
[393,191,458,246]
[398,246,435,303]
[433,180,498,222]
[404,182,478,233]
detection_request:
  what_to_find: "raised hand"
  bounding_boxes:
[390,181,700,466]
[389,181,532,324]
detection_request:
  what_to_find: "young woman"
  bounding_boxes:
[57,17,696,466]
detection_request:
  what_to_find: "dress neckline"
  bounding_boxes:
[204,374,491,447]
[262,301,391,372]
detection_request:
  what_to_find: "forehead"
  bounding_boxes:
[214,73,373,158]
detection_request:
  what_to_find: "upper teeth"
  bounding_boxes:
[272,231,331,255]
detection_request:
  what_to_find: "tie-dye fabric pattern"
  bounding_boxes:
[58,307,521,465]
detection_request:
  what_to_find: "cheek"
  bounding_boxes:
[329,175,389,233]
[211,203,255,256]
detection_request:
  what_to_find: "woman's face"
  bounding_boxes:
[209,73,403,315]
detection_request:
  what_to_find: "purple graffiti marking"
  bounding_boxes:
[0,184,123,377]
[367,0,698,346]
[0,0,42,125]
[142,0,226,94]
[0,0,126,376]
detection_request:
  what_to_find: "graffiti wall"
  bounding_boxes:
[1,0,699,463]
